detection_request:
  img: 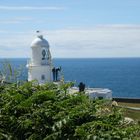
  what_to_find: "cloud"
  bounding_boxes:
[0,25,140,58]
[46,25,140,57]
[0,45,16,51]
[0,17,34,24]
[0,6,65,10]
[95,24,140,30]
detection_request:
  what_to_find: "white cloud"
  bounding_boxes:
[0,17,50,24]
[0,6,65,10]
[0,25,140,58]
[0,17,35,24]
[46,26,140,57]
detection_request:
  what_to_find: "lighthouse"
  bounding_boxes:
[27,32,52,84]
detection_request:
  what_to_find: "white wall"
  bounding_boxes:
[28,65,52,84]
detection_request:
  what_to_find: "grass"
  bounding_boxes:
[117,102,140,121]
[118,102,140,108]
[124,109,140,121]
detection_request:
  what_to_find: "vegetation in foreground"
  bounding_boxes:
[0,81,140,140]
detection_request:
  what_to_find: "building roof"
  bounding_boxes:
[31,35,49,48]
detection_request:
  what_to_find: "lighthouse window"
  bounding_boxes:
[42,49,46,60]
[41,75,45,80]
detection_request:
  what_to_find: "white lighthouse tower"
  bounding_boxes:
[27,32,52,84]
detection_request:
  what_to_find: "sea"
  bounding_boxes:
[0,58,140,98]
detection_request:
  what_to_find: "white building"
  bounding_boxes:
[86,88,112,100]
[27,33,53,84]
[69,87,112,100]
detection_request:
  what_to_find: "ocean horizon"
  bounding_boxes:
[0,58,140,98]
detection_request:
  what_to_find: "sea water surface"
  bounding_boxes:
[0,58,140,98]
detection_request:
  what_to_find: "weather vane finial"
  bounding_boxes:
[36,30,40,33]
[36,30,43,38]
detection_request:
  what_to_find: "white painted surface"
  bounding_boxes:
[69,87,112,100]
[27,34,52,84]
[31,35,49,48]
[87,88,112,99]
[28,65,52,84]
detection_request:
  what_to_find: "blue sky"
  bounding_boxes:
[0,0,140,58]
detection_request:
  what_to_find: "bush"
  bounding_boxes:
[0,82,139,140]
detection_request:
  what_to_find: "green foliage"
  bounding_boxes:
[0,82,139,140]
[0,60,24,84]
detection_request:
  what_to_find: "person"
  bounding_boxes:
[52,67,56,81]
[55,67,61,81]
[78,82,85,92]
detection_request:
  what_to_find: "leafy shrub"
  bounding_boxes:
[0,82,139,140]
